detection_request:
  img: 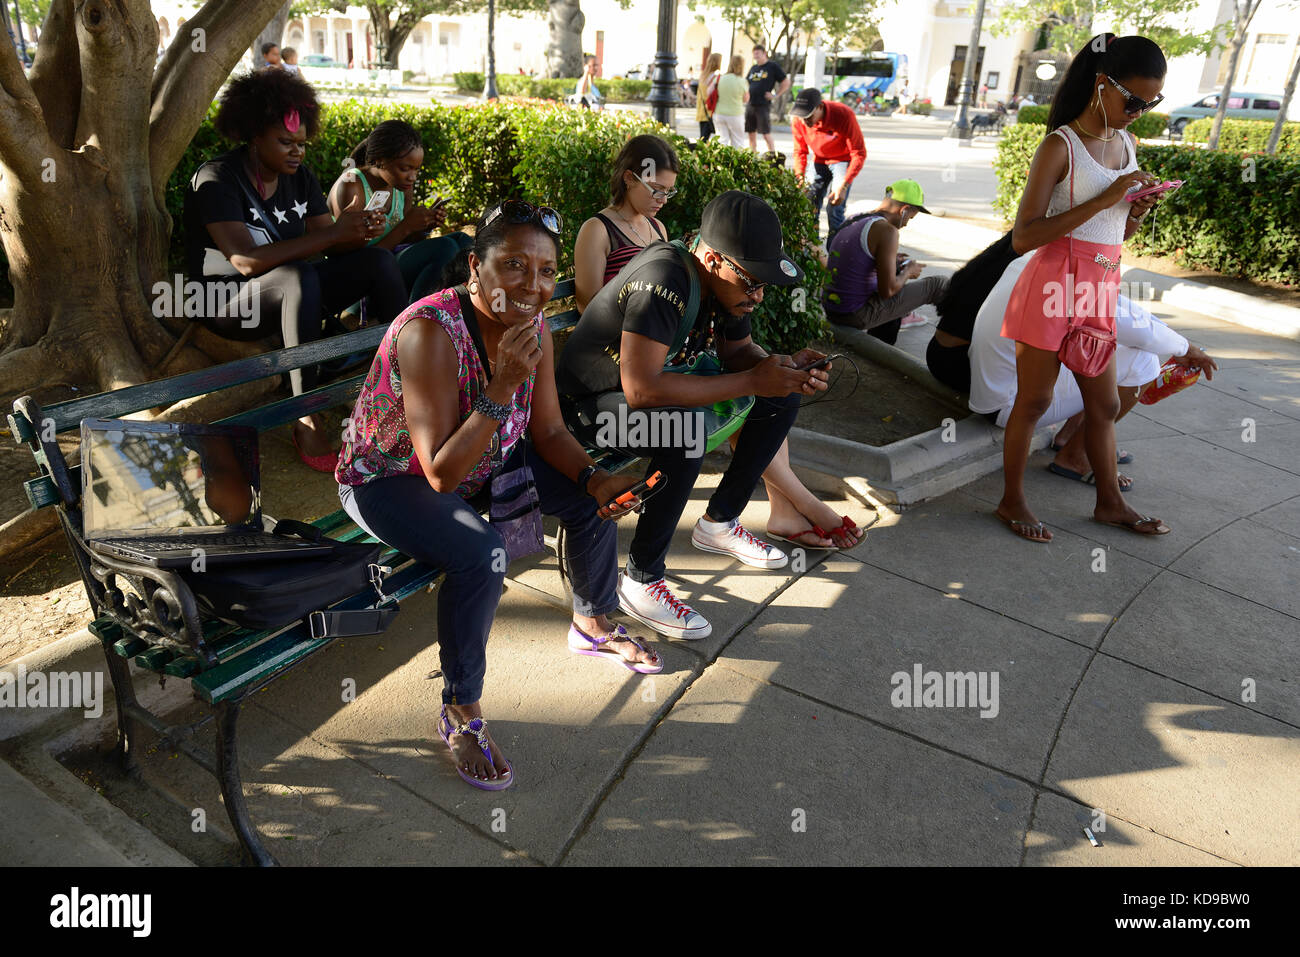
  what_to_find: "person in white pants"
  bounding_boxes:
[969,253,1217,487]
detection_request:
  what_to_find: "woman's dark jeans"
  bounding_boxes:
[338,442,618,706]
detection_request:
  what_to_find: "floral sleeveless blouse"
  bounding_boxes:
[335,288,541,499]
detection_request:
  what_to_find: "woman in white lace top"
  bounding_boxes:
[995,34,1174,543]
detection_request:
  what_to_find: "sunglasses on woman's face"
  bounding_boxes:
[485,200,563,236]
[1106,76,1164,115]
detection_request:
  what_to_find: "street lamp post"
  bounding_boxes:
[945,0,987,143]
[11,1,27,63]
[483,0,498,101]
[647,0,678,127]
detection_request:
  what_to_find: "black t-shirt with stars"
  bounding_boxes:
[183,148,330,280]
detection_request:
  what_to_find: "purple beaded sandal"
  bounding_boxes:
[567,622,663,674]
[437,706,514,791]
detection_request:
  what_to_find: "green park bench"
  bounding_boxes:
[8,278,634,865]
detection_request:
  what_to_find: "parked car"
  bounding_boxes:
[301,54,343,69]
[1168,91,1285,137]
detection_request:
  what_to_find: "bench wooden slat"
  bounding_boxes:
[547,308,580,335]
[218,375,367,432]
[551,278,575,300]
[32,326,388,434]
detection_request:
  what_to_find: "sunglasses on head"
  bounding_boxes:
[484,200,563,236]
[1106,76,1164,115]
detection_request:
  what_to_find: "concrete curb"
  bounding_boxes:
[904,216,1300,340]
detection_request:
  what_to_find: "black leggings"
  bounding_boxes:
[200,246,405,395]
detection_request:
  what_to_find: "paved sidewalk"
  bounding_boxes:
[4,304,1295,866]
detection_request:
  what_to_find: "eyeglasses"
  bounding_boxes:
[1105,76,1164,115]
[632,176,678,201]
[484,200,563,236]
[717,253,765,296]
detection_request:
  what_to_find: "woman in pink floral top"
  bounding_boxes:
[337,202,659,791]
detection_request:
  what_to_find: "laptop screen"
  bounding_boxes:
[81,419,262,537]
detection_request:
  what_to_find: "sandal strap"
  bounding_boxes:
[454,717,492,761]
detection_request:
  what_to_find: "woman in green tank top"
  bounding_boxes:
[328,120,472,306]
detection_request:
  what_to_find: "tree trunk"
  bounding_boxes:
[1267,45,1300,155]
[1207,1,1261,150]
[251,1,291,67]
[0,0,290,405]
[545,0,585,79]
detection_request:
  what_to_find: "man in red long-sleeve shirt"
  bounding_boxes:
[791,88,867,238]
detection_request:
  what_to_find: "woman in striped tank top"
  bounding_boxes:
[573,135,677,311]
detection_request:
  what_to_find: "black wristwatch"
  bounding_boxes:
[577,464,599,497]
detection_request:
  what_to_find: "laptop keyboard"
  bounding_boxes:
[97,534,307,550]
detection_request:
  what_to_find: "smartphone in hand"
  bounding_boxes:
[364,190,391,212]
[431,196,451,211]
[1125,180,1183,202]
[602,470,664,511]
[796,354,843,372]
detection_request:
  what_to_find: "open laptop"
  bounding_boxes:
[81,418,335,568]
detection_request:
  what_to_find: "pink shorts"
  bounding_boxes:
[1001,236,1123,352]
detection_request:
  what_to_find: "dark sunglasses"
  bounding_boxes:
[1106,76,1164,115]
[718,253,766,296]
[485,199,563,236]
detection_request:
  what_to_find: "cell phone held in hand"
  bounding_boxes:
[898,257,914,271]
[431,196,451,211]
[1125,180,1183,202]
[364,190,391,212]
[603,470,664,511]
[796,354,843,372]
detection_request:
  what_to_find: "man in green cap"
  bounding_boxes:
[823,178,949,343]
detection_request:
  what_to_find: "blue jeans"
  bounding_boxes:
[338,442,618,706]
[807,162,852,237]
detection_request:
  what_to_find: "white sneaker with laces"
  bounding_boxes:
[690,517,788,569]
[617,574,712,640]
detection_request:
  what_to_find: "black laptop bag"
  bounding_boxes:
[175,520,399,638]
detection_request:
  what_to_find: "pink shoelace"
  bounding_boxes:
[647,579,692,620]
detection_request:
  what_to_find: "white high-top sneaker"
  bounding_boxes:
[691,517,788,569]
[617,574,712,640]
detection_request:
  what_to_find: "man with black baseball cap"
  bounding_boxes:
[555,190,828,641]
[791,87,867,238]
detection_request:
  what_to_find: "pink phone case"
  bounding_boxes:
[1126,180,1183,202]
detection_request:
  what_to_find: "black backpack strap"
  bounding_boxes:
[665,239,702,362]
[229,161,285,243]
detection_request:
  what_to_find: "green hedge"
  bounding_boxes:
[453,72,651,103]
[1017,104,1050,125]
[1128,111,1168,139]
[993,123,1300,284]
[165,99,826,353]
[992,122,1045,221]
[1183,116,1300,156]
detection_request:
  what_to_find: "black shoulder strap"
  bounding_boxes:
[455,285,493,383]
[664,240,702,362]
[229,153,285,243]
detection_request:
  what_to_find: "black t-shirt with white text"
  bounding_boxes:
[746,61,787,102]
[555,242,752,398]
[183,148,330,280]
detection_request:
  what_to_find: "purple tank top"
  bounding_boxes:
[824,215,882,314]
[335,288,540,499]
